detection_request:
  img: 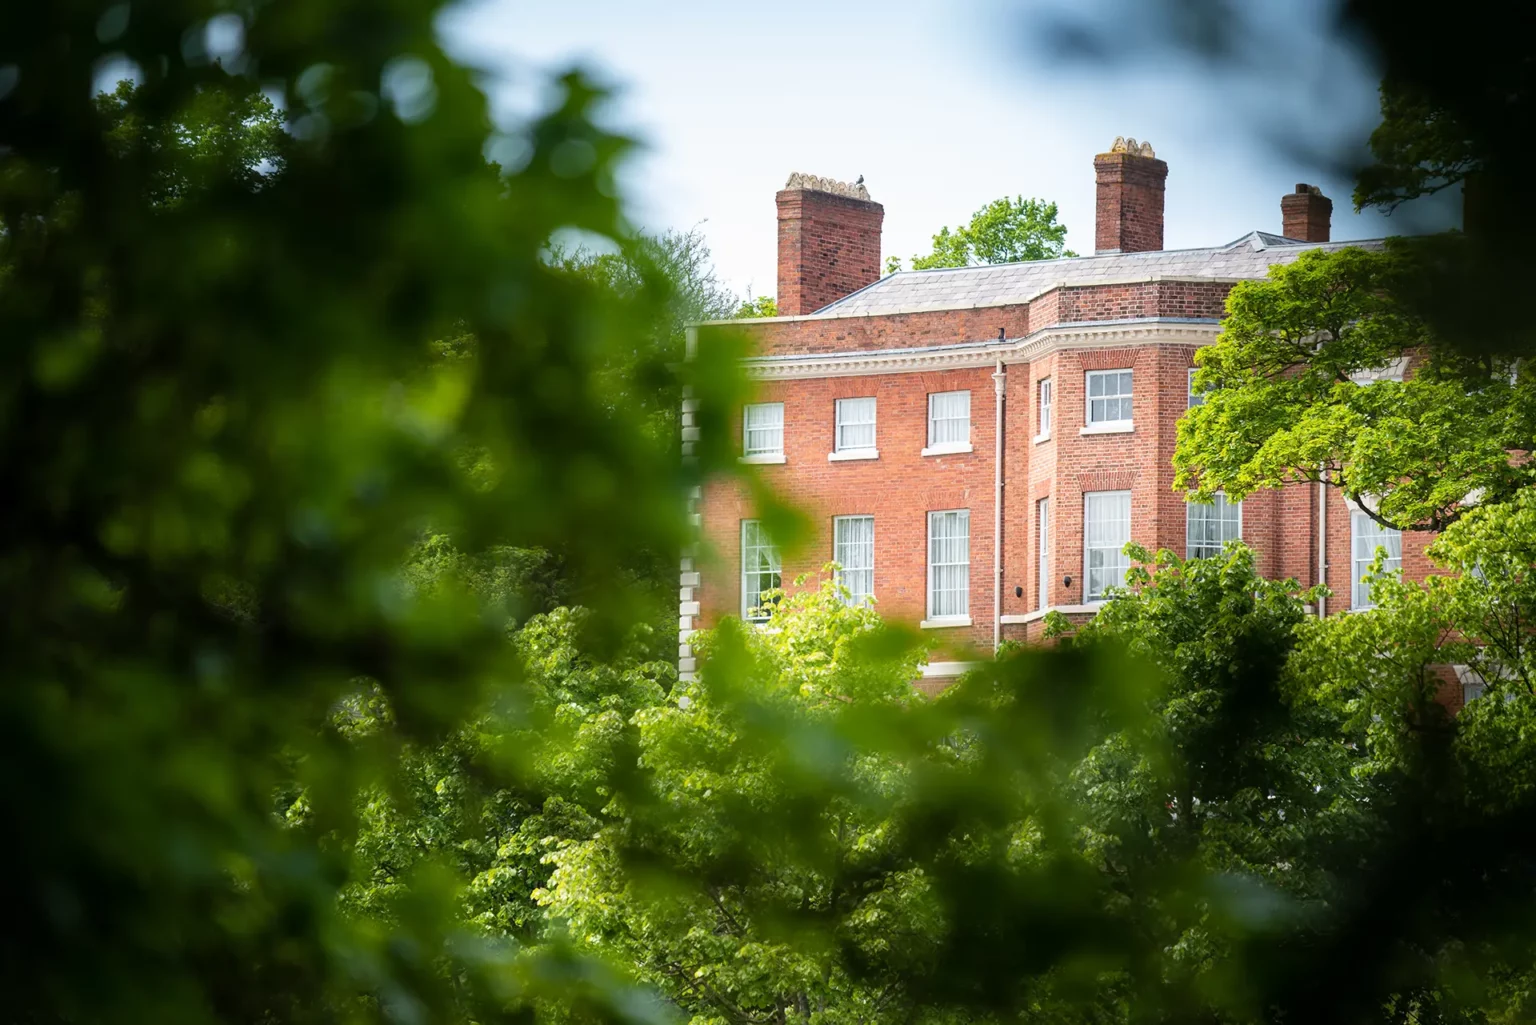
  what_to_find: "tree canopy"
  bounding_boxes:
[1175,245,1536,532]
[735,295,779,318]
[890,196,1075,273]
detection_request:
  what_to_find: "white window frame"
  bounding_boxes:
[1035,377,1053,442]
[1350,509,1402,609]
[1037,497,1051,610]
[1084,490,1132,602]
[832,515,875,606]
[740,519,782,622]
[1186,493,1241,560]
[922,390,972,456]
[830,397,878,461]
[1082,369,1134,434]
[924,509,971,626]
[1187,367,1206,408]
[741,402,785,464]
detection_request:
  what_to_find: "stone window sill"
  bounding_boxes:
[1001,604,1103,625]
[1033,433,1051,445]
[921,661,979,678]
[1079,422,1134,436]
[920,616,972,629]
[739,453,786,465]
[828,448,879,462]
[920,443,974,457]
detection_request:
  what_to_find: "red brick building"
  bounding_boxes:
[680,141,1431,688]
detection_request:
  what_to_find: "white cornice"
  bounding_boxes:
[745,319,1223,380]
[750,344,1007,380]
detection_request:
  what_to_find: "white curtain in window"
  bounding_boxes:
[928,510,970,617]
[1085,491,1131,600]
[835,397,876,451]
[1186,494,1241,559]
[1351,510,1402,608]
[1087,370,1133,424]
[743,403,784,456]
[833,515,875,604]
[928,391,970,446]
[741,519,782,621]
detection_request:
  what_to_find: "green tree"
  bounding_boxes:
[1175,245,1536,533]
[341,605,673,944]
[1353,79,1480,214]
[545,226,744,646]
[0,7,747,1021]
[550,226,741,367]
[1031,545,1377,1020]
[97,77,287,205]
[538,573,940,1025]
[735,294,779,318]
[1055,543,1350,873]
[1258,488,1536,1025]
[902,196,1075,271]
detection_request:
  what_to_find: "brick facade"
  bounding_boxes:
[682,153,1416,686]
[699,367,999,655]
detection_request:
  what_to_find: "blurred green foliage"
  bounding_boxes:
[0,1,747,1020]
[10,4,1536,1025]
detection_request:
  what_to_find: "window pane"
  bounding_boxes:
[928,391,971,446]
[1186,493,1241,559]
[835,397,876,451]
[1188,368,1205,408]
[1351,510,1402,608]
[1084,491,1131,600]
[1086,370,1133,425]
[741,519,782,621]
[1039,378,1052,435]
[928,510,970,617]
[833,515,875,605]
[744,403,784,456]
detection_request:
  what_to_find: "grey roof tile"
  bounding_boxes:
[812,233,1386,317]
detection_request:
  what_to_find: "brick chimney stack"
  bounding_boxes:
[1093,137,1168,254]
[776,173,884,316]
[1281,184,1332,242]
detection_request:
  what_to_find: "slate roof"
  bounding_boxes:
[811,232,1386,317]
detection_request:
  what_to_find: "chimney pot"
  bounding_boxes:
[1281,184,1332,243]
[776,173,884,315]
[1094,139,1168,254]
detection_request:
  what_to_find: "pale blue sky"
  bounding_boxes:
[439,0,1455,301]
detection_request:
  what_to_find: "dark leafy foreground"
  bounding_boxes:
[7,3,1536,1025]
[0,1,766,1021]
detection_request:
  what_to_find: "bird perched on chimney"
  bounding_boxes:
[856,175,864,186]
